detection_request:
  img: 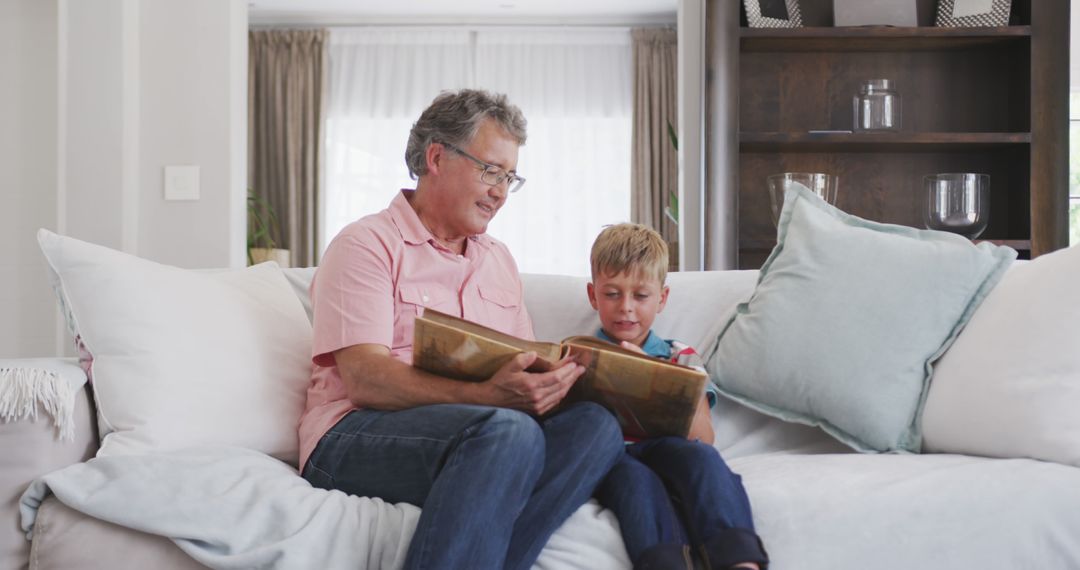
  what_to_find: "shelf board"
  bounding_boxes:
[740,132,1031,153]
[741,26,1031,52]
[741,238,1032,251]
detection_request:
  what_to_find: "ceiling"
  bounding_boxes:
[249,0,678,26]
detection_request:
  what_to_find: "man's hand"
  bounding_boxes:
[482,352,585,415]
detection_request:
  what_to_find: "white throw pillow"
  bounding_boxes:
[922,244,1080,467]
[37,230,312,466]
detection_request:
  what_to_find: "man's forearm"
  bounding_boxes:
[335,346,488,410]
[334,344,583,415]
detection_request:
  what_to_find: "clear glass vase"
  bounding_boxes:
[853,79,901,132]
[924,173,990,239]
[766,172,839,227]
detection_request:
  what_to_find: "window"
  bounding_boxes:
[323,28,633,276]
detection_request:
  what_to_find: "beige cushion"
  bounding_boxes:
[1,381,97,570]
[29,497,206,570]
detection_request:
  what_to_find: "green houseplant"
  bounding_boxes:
[247,192,291,267]
[665,120,679,225]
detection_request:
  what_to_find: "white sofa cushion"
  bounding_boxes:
[733,452,1080,569]
[37,230,312,466]
[521,269,854,458]
[922,244,1080,467]
[522,270,760,353]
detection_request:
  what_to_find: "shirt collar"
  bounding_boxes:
[389,189,493,250]
[595,328,671,359]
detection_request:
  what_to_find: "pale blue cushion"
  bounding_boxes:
[706,185,1016,452]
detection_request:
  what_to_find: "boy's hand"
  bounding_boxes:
[687,394,715,444]
[483,352,585,415]
[619,341,646,355]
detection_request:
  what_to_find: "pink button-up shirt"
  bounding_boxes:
[297,190,535,469]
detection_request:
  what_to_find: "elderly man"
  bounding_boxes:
[299,89,624,570]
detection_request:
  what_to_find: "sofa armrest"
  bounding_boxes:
[29,497,208,570]
[1,358,98,570]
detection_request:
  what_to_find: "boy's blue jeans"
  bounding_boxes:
[302,401,624,570]
[596,437,768,568]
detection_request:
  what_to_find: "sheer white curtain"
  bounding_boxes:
[323,30,473,248]
[324,27,632,276]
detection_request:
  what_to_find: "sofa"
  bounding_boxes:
[3,227,1080,570]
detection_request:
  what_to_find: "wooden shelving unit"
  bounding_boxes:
[732,0,1069,270]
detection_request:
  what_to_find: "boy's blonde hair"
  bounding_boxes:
[590,223,669,284]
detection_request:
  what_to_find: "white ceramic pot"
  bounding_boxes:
[248,247,291,268]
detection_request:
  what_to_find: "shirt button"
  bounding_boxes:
[422,295,429,303]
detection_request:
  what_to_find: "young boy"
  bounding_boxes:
[588,224,768,570]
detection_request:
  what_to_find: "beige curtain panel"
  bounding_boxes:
[248,29,327,268]
[631,28,679,270]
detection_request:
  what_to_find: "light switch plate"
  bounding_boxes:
[164,165,200,201]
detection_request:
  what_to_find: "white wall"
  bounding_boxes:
[0,0,60,358]
[64,0,127,251]
[0,0,248,358]
[138,0,247,268]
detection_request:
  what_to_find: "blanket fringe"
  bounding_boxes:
[0,367,76,441]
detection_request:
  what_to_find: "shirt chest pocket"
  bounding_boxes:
[477,285,521,324]
[393,286,457,350]
[398,286,456,316]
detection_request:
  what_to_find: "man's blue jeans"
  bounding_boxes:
[302,402,624,570]
[595,437,768,568]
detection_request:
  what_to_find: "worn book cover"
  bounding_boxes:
[412,309,707,438]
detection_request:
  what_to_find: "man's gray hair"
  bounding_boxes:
[405,89,527,179]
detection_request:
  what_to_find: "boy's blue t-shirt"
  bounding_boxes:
[595,328,718,408]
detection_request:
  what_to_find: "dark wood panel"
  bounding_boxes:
[741,26,1031,52]
[739,132,1030,152]
[740,47,1031,133]
[737,249,772,271]
[1029,0,1070,255]
[976,239,1033,250]
[737,149,1032,266]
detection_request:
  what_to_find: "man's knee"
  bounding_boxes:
[560,401,622,439]
[474,407,545,451]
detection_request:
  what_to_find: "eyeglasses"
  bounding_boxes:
[442,142,526,193]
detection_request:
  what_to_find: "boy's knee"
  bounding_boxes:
[652,437,727,471]
[606,455,653,486]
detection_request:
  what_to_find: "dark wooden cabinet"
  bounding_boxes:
[733,0,1069,269]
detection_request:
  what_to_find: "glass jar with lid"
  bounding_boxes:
[853,79,901,132]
